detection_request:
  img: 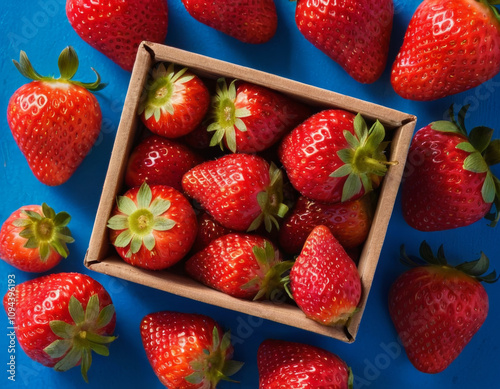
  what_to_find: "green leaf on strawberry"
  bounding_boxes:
[331,114,394,202]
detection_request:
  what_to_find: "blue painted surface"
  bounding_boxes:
[0,0,499,388]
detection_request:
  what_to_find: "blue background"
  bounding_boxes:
[1,0,499,388]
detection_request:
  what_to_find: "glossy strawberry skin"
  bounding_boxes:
[140,311,233,389]
[109,185,197,270]
[186,233,279,299]
[125,135,203,192]
[0,206,62,272]
[279,110,359,203]
[227,82,311,153]
[290,225,362,325]
[7,81,102,186]
[182,153,272,231]
[295,0,394,84]
[391,0,500,101]
[191,212,233,253]
[181,0,277,44]
[3,272,116,368]
[279,195,373,254]
[257,339,352,389]
[66,0,168,72]
[388,265,488,373]
[402,125,491,231]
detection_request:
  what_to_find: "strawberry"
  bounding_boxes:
[66,0,168,72]
[0,203,74,273]
[391,0,500,101]
[182,153,289,232]
[288,225,362,325]
[125,135,203,192]
[388,241,497,373]
[3,272,116,382]
[186,233,293,300]
[402,105,500,231]
[279,110,393,204]
[257,339,353,389]
[138,63,211,138]
[191,211,233,253]
[140,311,243,388]
[7,47,104,186]
[107,182,197,270]
[207,79,311,153]
[181,0,277,44]
[293,0,394,84]
[279,194,373,255]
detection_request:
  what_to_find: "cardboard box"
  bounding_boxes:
[85,42,416,342]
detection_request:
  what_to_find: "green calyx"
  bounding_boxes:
[431,104,500,226]
[400,241,498,283]
[107,182,175,257]
[330,113,396,202]
[207,78,251,153]
[13,46,106,91]
[44,295,116,383]
[138,63,195,122]
[241,241,294,301]
[248,163,289,232]
[185,327,243,387]
[13,203,74,261]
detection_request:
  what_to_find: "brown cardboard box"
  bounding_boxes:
[85,42,416,342]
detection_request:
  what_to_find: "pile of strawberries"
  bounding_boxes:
[1,0,500,388]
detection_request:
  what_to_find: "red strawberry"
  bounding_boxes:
[3,272,116,382]
[280,110,393,204]
[293,0,394,84]
[257,339,353,389]
[182,153,289,232]
[207,79,311,153]
[0,203,74,272]
[191,211,233,253]
[402,105,500,231]
[181,0,277,44]
[7,47,103,186]
[125,135,203,191]
[289,225,362,325]
[66,0,168,72]
[279,194,373,255]
[140,311,243,388]
[388,241,497,373]
[391,0,500,101]
[107,182,197,270]
[138,64,210,138]
[186,233,293,300]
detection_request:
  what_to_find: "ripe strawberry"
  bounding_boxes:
[186,233,293,300]
[257,339,353,389]
[388,241,497,373]
[279,194,373,255]
[402,105,500,231]
[0,203,74,272]
[288,225,362,325]
[391,0,500,101]
[207,79,311,153]
[3,272,116,382]
[191,211,233,253]
[66,0,168,72]
[7,47,103,186]
[125,135,203,192]
[280,110,393,204]
[293,0,394,84]
[181,0,277,44]
[140,311,243,388]
[107,182,197,270]
[182,153,289,232]
[138,63,210,138]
